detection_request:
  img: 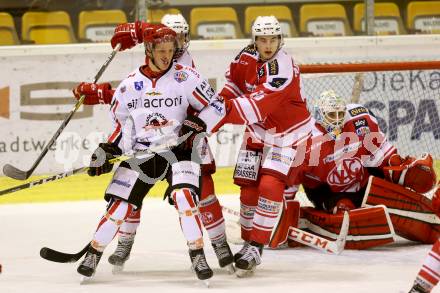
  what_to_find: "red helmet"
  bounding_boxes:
[143,24,177,45]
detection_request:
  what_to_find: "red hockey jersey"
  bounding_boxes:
[212,45,312,146]
[300,104,396,193]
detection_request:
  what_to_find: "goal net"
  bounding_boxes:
[300,61,440,161]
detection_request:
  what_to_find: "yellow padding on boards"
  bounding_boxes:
[0,167,239,204]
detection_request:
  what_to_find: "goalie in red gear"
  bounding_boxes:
[72,18,234,274]
[270,90,438,250]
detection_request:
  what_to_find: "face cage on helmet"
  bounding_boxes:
[174,32,190,59]
[316,108,346,139]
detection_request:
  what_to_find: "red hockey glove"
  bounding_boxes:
[178,115,207,152]
[384,153,437,193]
[88,143,122,177]
[73,82,113,105]
[111,21,149,51]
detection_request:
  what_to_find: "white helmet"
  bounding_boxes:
[251,15,283,45]
[315,90,347,139]
[161,14,190,58]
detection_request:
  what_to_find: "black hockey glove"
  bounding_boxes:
[88,143,122,177]
[178,115,207,152]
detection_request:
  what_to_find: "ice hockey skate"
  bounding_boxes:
[233,241,251,263]
[235,242,262,278]
[77,246,103,284]
[212,239,235,273]
[108,234,135,274]
[189,248,213,287]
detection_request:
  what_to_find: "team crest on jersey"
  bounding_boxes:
[349,106,368,117]
[174,71,188,83]
[327,157,364,187]
[268,59,279,76]
[134,81,143,91]
[143,113,171,132]
[269,77,287,88]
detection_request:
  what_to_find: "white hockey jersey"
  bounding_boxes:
[107,63,217,153]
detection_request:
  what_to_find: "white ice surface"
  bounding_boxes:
[0,196,436,293]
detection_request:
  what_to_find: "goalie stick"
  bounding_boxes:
[2,43,121,180]
[221,206,349,254]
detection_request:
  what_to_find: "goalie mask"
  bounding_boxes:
[161,14,190,59]
[315,90,347,139]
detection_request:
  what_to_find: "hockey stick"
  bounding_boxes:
[2,43,122,180]
[287,212,349,254]
[0,155,130,196]
[40,243,90,263]
[222,206,349,254]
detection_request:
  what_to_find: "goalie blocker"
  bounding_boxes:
[363,176,440,244]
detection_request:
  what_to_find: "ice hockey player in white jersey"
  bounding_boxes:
[73,15,234,275]
[74,24,223,284]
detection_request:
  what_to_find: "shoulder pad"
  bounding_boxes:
[347,105,369,117]
[235,44,257,60]
[267,59,279,76]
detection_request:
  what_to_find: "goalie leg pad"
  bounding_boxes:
[268,185,300,248]
[293,205,395,250]
[92,198,135,251]
[363,176,440,243]
[172,188,204,250]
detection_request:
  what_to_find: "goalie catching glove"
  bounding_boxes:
[383,153,436,194]
[88,143,122,176]
[73,82,113,105]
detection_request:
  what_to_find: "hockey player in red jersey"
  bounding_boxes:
[73,15,234,275]
[269,90,438,250]
[409,186,440,293]
[196,16,313,276]
[73,24,232,284]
